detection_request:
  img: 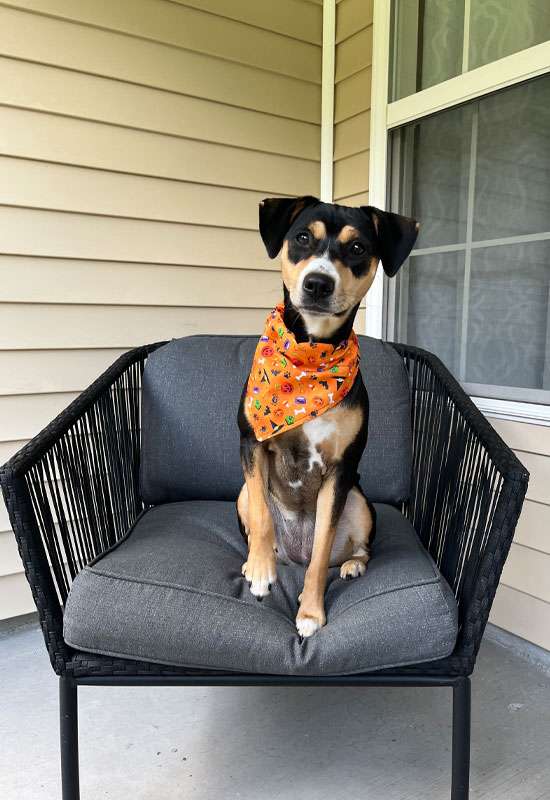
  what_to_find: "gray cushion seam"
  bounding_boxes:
[328,578,454,622]
[64,637,456,677]
[81,567,296,629]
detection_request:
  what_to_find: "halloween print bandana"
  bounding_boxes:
[245,304,360,441]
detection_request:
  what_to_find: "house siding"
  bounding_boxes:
[488,418,550,650]
[0,0,322,618]
[333,0,372,207]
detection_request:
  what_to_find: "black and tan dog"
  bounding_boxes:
[237,196,418,638]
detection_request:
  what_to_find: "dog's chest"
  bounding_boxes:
[266,406,359,511]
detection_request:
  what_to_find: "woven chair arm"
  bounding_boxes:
[392,343,529,669]
[0,342,163,673]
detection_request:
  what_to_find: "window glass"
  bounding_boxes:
[391,0,464,100]
[391,0,550,100]
[469,0,550,70]
[473,78,550,241]
[389,75,550,404]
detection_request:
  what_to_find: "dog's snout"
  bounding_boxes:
[303,272,335,301]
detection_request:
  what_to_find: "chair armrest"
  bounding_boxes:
[392,343,529,671]
[0,342,163,673]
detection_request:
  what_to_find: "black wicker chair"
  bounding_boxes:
[1,340,528,800]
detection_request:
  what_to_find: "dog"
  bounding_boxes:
[237,196,418,638]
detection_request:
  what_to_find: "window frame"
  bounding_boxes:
[368,0,550,425]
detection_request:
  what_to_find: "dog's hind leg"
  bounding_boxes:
[338,487,376,580]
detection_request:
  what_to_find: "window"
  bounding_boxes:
[369,1,550,421]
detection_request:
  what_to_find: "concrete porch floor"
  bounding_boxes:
[1,618,549,800]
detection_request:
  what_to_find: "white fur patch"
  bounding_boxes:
[301,414,335,472]
[288,479,303,489]
[296,616,322,638]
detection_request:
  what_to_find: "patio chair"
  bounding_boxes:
[0,334,528,800]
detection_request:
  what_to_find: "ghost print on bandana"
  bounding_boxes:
[245,304,360,441]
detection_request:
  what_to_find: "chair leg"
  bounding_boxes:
[60,676,80,800]
[451,677,471,800]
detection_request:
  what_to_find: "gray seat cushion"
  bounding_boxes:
[140,335,412,506]
[64,501,458,675]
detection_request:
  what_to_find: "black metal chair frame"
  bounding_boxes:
[1,341,528,800]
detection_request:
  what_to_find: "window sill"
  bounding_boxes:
[472,396,550,427]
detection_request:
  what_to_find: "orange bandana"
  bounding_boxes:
[245,304,360,441]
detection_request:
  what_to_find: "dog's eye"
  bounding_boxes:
[349,241,365,256]
[295,231,310,246]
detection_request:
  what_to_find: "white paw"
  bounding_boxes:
[241,558,277,599]
[296,615,323,638]
[340,559,367,580]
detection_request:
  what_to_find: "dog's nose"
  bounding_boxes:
[303,272,335,301]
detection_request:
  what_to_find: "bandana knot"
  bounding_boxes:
[245,304,360,441]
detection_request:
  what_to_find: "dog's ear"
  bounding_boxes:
[361,206,419,277]
[259,196,319,258]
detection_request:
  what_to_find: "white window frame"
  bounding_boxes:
[367,0,550,426]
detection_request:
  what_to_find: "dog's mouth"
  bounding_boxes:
[297,302,350,318]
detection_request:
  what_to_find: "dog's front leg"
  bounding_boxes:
[296,470,346,638]
[240,439,277,600]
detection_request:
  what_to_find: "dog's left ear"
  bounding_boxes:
[259,196,319,258]
[361,206,419,277]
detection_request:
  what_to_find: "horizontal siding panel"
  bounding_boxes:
[0,501,11,533]
[0,58,320,160]
[0,207,273,269]
[490,584,550,651]
[0,257,281,309]
[0,157,275,229]
[0,530,22,577]
[0,348,127,396]
[514,500,550,554]
[0,108,319,195]
[334,67,372,123]
[516,451,550,505]
[0,7,320,122]
[0,304,270,350]
[335,26,372,83]
[333,151,370,199]
[336,0,373,43]
[489,417,550,457]
[4,0,321,83]
[0,440,28,466]
[0,392,79,441]
[500,542,550,604]
[0,572,35,619]
[170,0,322,44]
[334,191,369,205]
[334,111,370,161]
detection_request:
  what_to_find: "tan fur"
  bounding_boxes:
[280,240,317,295]
[295,474,336,630]
[308,220,327,240]
[240,447,277,596]
[337,224,360,244]
[333,255,379,310]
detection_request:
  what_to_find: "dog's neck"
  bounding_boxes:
[282,285,359,346]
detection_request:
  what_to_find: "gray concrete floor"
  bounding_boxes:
[1,619,549,800]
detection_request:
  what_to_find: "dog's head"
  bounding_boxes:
[259,196,418,335]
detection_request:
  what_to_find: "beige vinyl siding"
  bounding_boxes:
[332,0,373,335]
[0,0,322,618]
[487,418,550,650]
[333,0,372,203]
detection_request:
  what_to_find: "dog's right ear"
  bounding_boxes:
[259,196,319,258]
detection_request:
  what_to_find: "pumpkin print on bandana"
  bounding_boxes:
[245,304,360,441]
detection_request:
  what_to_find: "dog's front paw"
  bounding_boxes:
[296,603,326,638]
[242,545,277,600]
